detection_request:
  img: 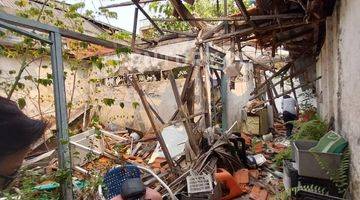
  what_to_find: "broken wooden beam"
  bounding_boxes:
[258,76,322,102]
[131,0,164,35]
[234,0,257,28]
[100,0,164,8]
[168,0,205,29]
[168,72,200,155]
[250,63,292,95]
[129,75,175,168]
[152,13,304,22]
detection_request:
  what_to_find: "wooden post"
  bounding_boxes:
[129,75,175,168]
[264,72,278,117]
[290,66,298,101]
[200,44,212,127]
[168,72,200,155]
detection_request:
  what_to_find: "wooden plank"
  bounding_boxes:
[58,29,189,64]
[100,0,164,8]
[152,13,304,22]
[166,112,205,126]
[234,0,256,28]
[169,66,195,121]
[168,0,205,29]
[201,22,225,40]
[129,75,175,168]
[131,0,164,35]
[168,72,200,155]
[259,76,322,102]
[250,63,292,95]
[201,45,212,127]
[148,103,165,125]
[264,72,278,117]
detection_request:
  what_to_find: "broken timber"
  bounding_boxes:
[168,72,200,155]
[128,75,175,168]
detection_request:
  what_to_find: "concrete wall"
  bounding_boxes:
[316,0,360,198]
[94,79,185,132]
[226,63,255,130]
[0,56,91,119]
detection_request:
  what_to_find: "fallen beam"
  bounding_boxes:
[250,63,291,95]
[168,0,205,29]
[152,14,304,22]
[129,75,175,168]
[131,0,164,35]
[258,76,322,102]
[234,0,257,28]
[99,0,165,8]
[168,72,200,155]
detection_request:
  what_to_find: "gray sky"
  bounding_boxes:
[66,0,150,32]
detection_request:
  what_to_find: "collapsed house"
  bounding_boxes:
[0,0,358,199]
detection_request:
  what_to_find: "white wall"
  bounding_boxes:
[0,56,91,119]
[94,79,185,132]
[316,0,360,198]
[226,63,255,130]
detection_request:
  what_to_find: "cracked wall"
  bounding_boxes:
[316,0,360,198]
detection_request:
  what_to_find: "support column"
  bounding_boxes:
[50,32,73,200]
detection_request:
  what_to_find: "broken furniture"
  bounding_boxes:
[241,107,270,135]
[70,129,127,173]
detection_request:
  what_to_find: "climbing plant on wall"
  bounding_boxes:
[0,0,131,120]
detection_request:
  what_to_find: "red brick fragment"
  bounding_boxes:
[249,185,261,199]
[234,169,249,184]
[259,189,268,200]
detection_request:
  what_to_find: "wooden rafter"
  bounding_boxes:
[131,0,164,35]
[168,0,205,29]
[100,0,165,8]
[234,0,256,28]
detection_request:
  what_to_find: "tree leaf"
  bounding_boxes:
[132,102,140,109]
[102,98,115,106]
[17,98,26,109]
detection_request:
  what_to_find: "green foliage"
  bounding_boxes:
[90,56,105,70]
[314,147,350,197]
[333,148,350,195]
[17,97,26,109]
[35,73,53,87]
[291,116,328,141]
[273,147,292,167]
[277,184,328,200]
[1,169,60,200]
[132,101,140,109]
[15,0,29,7]
[148,0,255,32]
[75,172,104,199]
[102,98,115,106]
[116,47,132,55]
[99,8,118,19]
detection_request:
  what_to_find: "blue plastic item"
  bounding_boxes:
[103,165,142,200]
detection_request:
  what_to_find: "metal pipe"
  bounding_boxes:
[50,32,73,200]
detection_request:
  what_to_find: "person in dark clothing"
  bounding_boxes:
[0,96,46,189]
[282,95,299,137]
